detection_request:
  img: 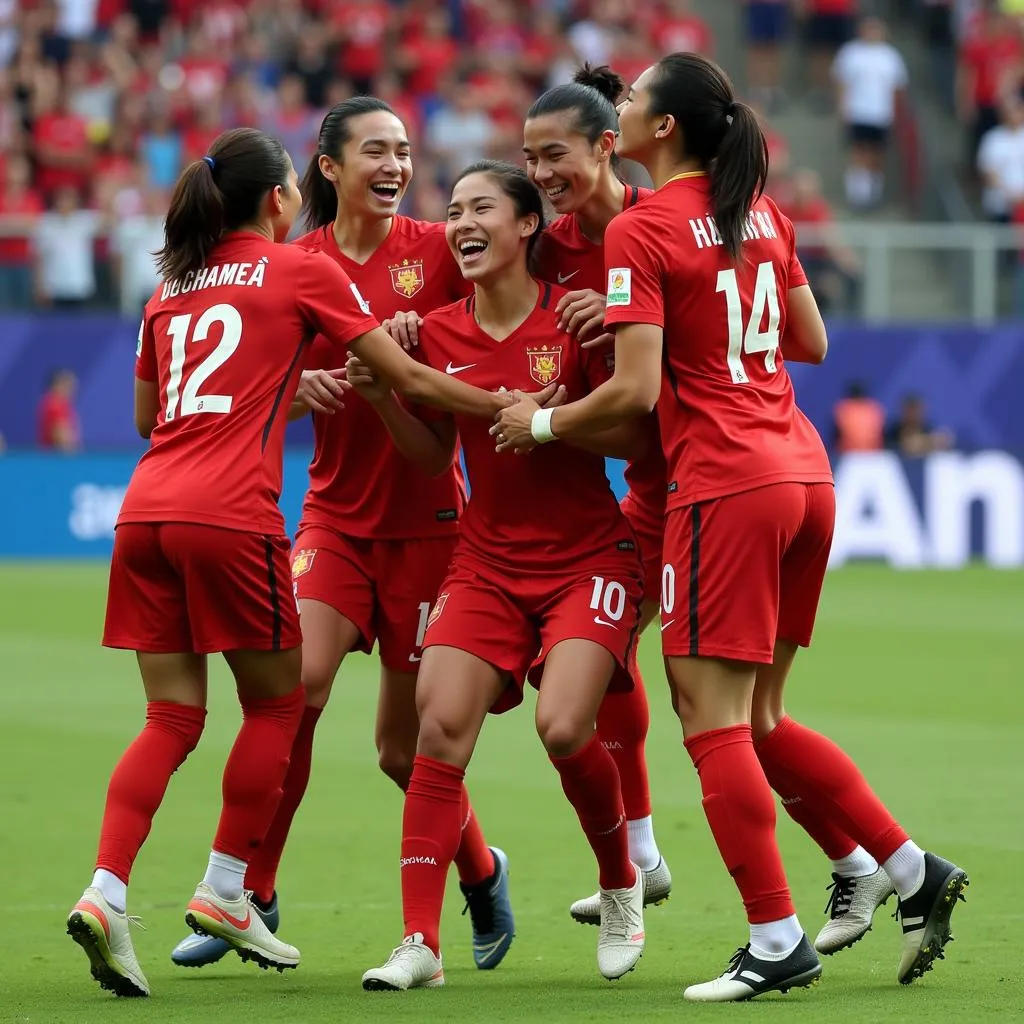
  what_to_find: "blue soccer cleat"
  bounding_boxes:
[459,847,515,970]
[171,891,279,968]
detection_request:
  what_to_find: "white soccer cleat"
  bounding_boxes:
[362,934,445,991]
[570,856,672,926]
[66,886,150,997]
[597,865,645,980]
[814,866,896,955]
[184,882,300,971]
[683,937,822,1002]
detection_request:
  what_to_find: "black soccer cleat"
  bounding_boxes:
[683,935,822,1002]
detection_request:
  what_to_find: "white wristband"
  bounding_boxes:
[531,407,557,444]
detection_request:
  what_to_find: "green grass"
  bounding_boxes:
[0,564,1020,1022]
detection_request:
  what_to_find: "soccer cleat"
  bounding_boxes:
[596,864,645,980]
[184,883,299,972]
[569,856,672,926]
[172,890,279,967]
[683,936,822,1002]
[459,846,515,969]
[66,886,150,998]
[814,867,896,955]
[895,851,968,985]
[362,933,445,991]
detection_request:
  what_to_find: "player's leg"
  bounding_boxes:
[362,647,506,992]
[170,530,367,967]
[69,523,206,998]
[661,490,822,1002]
[169,527,305,971]
[375,538,511,970]
[752,484,968,982]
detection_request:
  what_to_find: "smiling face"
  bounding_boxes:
[445,171,538,284]
[523,111,616,216]
[614,65,663,164]
[320,110,412,220]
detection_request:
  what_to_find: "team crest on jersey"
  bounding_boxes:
[291,549,317,579]
[427,592,449,628]
[527,345,562,385]
[389,258,425,298]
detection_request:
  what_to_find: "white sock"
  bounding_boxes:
[869,171,884,203]
[883,840,926,899]
[626,816,661,871]
[844,166,872,207]
[203,850,247,901]
[831,845,879,878]
[92,868,127,913]
[749,914,804,958]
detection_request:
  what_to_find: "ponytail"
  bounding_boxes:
[156,160,225,283]
[301,152,338,230]
[710,102,768,262]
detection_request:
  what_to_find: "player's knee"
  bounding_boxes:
[536,714,591,759]
[300,661,336,709]
[377,741,413,791]
[415,711,466,765]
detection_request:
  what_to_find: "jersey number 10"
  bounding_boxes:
[716,262,780,385]
[164,303,242,420]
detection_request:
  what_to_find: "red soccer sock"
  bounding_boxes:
[452,786,495,887]
[596,658,652,821]
[684,725,795,923]
[755,716,908,863]
[401,755,465,956]
[244,705,323,903]
[550,734,635,891]
[96,701,207,883]
[213,686,305,862]
[755,732,858,861]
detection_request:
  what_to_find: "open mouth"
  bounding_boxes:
[545,183,569,200]
[458,238,489,264]
[369,181,401,201]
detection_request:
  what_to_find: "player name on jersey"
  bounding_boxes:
[159,259,269,301]
[688,210,779,251]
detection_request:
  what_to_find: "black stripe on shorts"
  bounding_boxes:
[264,540,282,651]
[688,504,701,656]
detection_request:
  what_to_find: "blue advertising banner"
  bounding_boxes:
[0,450,1021,567]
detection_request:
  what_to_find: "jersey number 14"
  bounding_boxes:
[164,303,242,420]
[716,262,780,385]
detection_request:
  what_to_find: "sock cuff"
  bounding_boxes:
[144,700,207,741]
[411,754,466,784]
[753,715,795,754]
[240,683,306,715]
[548,731,601,769]
[684,723,753,766]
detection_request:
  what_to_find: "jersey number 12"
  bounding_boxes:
[715,261,780,385]
[164,303,242,420]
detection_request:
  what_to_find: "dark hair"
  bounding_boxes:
[453,159,545,268]
[156,128,291,283]
[647,53,768,261]
[301,96,397,230]
[526,63,623,146]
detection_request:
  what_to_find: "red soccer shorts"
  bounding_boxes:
[621,494,663,605]
[660,482,835,663]
[423,549,644,714]
[291,526,456,672]
[103,522,301,654]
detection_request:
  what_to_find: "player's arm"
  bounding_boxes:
[346,356,456,477]
[134,378,159,439]
[567,420,649,460]
[782,286,828,364]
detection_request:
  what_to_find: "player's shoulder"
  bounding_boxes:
[291,224,333,253]
[542,212,577,243]
[393,215,447,242]
[421,294,474,333]
[753,192,795,244]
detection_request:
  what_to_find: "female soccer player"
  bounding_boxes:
[170,98,515,976]
[495,54,968,1001]
[358,161,649,991]
[67,128,526,999]
[524,64,671,925]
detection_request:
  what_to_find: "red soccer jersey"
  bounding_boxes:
[122,231,378,535]
[416,282,635,572]
[534,185,667,525]
[294,216,470,538]
[37,392,80,448]
[603,174,832,509]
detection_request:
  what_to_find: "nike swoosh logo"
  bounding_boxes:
[557,270,580,283]
[445,362,476,375]
[593,617,617,628]
[408,653,421,663]
[660,620,674,632]
[189,898,251,931]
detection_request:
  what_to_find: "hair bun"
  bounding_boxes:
[572,63,625,104]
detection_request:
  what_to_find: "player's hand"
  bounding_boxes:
[345,354,392,404]
[490,392,542,454]
[296,368,350,415]
[556,289,606,344]
[523,383,567,408]
[382,310,423,350]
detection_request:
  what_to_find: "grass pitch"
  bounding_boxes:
[0,564,1019,1022]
